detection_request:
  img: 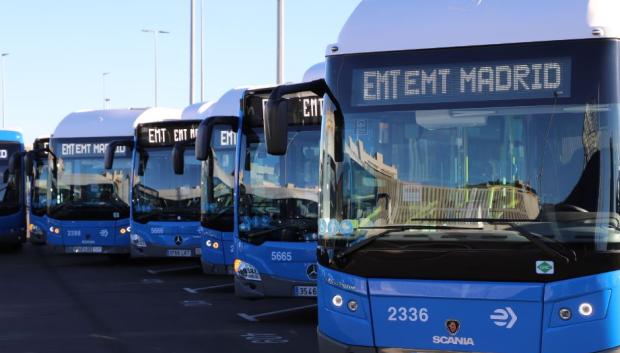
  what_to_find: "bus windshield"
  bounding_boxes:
[31,157,48,217]
[133,147,201,223]
[48,140,131,221]
[238,127,320,241]
[320,102,620,250]
[201,125,236,232]
[0,142,21,214]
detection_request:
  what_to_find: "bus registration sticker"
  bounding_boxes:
[536,261,554,275]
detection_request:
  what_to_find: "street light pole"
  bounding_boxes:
[102,72,110,109]
[1,53,9,129]
[200,0,205,102]
[142,29,169,107]
[190,0,196,105]
[277,0,284,85]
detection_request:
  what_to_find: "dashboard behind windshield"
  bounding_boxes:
[48,139,131,221]
[238,127,320,241]
[133,147,201,223]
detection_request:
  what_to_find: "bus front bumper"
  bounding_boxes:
[130,244,200,258]
[234,273,317,298]
[52,245,129,254]
[0,229,26,245]
[318,330,375,353]
[318,330,620,353]
[201,259,233,275]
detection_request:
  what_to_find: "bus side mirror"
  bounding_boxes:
[195,122,209,161]
[104,139,133,170]
[8,152,23,175]
[137,149,149,176]
[195,116,239,161]
[264,95,290,156]
[265,79,343,161]
[172,143,185,175]
[2,169,8,184]
[24,151,34,178]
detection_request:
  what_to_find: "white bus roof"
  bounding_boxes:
[329,0,620,56]
[181,101,215,120]
[52,107,182,139]
[204,86,272,118]
[302,62,325,82]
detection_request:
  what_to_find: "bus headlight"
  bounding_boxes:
[234,259,261,281]
[119,226,130,235]
[131,233,147,248]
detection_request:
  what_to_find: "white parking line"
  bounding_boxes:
[146,265,201,275]
[142,278,164,284]
[183,283,234,294]
[237,304,317,322]
[182,300,212,307]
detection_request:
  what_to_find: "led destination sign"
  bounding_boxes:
[352,58,571,106]
[59,142,128,158]
[138,122,201,147]
[0,144,19,162]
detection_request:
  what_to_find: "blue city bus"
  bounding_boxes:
[0,129,26,249]
[194,92,240,274]
[47,108,179,255]
[264,1,620,352]
[196,85,323,297]
[27,137,49,244]
[122,115,204,258]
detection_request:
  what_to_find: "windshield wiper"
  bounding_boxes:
[245,224,303,239]
[410,218,577,263]
[336,224,484,261]
[506,222,577,264]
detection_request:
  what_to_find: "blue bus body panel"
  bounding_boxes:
[131,220,201,252]
[29,214,48,241]
[201,228,235,267]
[0,130,24,144]
[0,210,26,242]
[368,278,543,352]
[46,218,129,247]
[237,239,316,282]
[318,265,374,346]
[542,271,620,353]
[319,265,620,353]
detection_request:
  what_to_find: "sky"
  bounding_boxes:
[0,0,361,145]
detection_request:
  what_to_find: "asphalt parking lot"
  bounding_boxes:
[0,243,318,353]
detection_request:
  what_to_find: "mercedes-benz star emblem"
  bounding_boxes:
[174,235,183,246]
[306,264,318,280]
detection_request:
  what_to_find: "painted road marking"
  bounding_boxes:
[237,304,317,322]
[241,333,288,344]
[141,278,164,284]
[146,265,201,275]
[182,300,212,307]
[183,283,234,294]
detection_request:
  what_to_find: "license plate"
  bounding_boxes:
[167,249,193,257]
[70,246,103,253]
[294,286,317,297]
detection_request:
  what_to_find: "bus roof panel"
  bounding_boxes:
[52,107,182,139]
[0,129,24,144]
[302,62,325,82]
[329,0,620,56]
[181,101,215,120]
